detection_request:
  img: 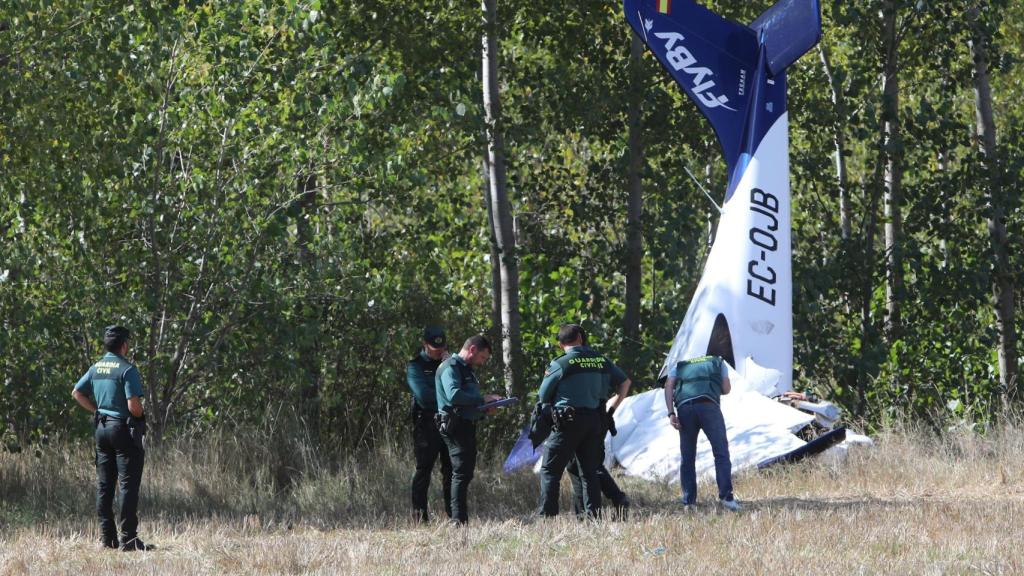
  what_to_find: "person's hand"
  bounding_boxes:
[484,394,503,416]
[668,413,680,430]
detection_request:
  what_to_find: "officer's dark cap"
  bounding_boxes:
[422,325,447,349]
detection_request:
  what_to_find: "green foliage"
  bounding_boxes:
[1,0,1021,448]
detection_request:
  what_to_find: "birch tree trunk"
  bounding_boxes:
[483,156,504,370]
[481,0,523,398]
[881,0,903,344]
[969,5,1019,401]
[819,45,851,241]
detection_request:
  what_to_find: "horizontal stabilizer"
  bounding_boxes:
[751,0,822,76]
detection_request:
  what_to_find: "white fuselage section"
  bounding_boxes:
[662,113,793,394]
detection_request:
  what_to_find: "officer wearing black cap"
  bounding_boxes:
[537,324,630,518]
[71,325,151,551]
[406,325,453,522]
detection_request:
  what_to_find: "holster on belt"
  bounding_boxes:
[528,403,553,448]
[551,406,576,431]
[126,415,146,449]
[436,407,463,436]
[604,405,618,437]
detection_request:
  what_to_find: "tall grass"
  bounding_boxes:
[2,418,1023,574]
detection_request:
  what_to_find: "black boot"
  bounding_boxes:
[120,536,154,552]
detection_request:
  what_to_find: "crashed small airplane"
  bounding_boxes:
[610,0,867,482]
[505,0,872,481]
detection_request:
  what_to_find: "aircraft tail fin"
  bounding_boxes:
[623,0,758,179]
[751,0,822,76]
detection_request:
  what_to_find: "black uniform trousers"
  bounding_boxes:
[411,407,453,521]
[95,416,145,542]
[538,409,604,517]
[441,419,477,524]
[567,455,627,515]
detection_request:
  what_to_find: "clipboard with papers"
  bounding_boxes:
[480,397,519,411]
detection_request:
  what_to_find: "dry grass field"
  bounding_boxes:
[2,422,1023,575]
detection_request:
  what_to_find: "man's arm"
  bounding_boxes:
[72,389,97,413]
[124,366,145,417]
[664,377,679,430]
[607,378,632,411]
[443,367,484,407]
[720,361,731,395]
[406,362,434,408]
[127,396,144,418]
[537,364,561,404]
[72,371,96,413]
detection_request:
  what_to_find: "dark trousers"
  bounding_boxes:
[411,411,453,521]
[538,410,603,517]
[441,420,477,524]
[95,417,145,541]
[568,461,627,515]
[677,400,733,504]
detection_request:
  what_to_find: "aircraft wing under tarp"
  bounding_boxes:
[608,364,813,482]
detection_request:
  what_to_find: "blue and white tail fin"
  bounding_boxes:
[625,0,820,395]
[623,0,757,185]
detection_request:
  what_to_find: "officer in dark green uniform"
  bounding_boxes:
[566,365,632,518]
[436,334,501,525]
[71,326,151,551]
[537,324,629,518]
[406,325,453,522]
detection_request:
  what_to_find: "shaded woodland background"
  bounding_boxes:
[1,0,1021,450]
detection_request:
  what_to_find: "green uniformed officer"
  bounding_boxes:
[70,326,151,551]
[566,366,632,517]
[435,334,501,525]
[537,324,629,518]
[406,325,453,522]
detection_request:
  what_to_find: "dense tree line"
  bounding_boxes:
[1,0,1021,449]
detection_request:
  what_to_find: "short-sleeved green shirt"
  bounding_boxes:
[538,346,627,409]
[74,352,144,419]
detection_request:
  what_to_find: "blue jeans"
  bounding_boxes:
[677,400,733,504]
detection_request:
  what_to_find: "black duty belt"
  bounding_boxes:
[680,397,716,406]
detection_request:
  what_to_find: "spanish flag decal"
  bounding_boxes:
[657,0,671,14]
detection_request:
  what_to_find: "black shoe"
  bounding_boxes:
[101,536,120,549]
[120,536,154,552]
[613,495,631,520]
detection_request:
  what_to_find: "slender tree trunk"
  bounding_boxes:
[819,45,851,242]
[969,6,1019,401]
[622,35,645,374]
[876,0,901,342]
[858,173,880,418]
[481,0,523,398]
[881,0,903,344]
[483,156,504,369]
[295,173,322,438]
[145,43,180,443]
